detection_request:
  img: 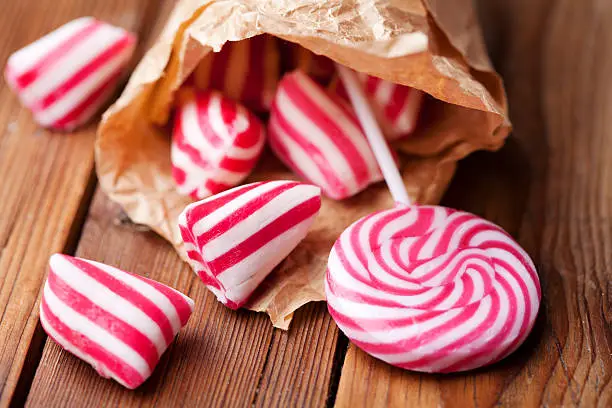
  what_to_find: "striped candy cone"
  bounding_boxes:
[268,71,385,200]
[325,205,541,373]
[40,254,194,389]
[179,181,321,309]
[192,35,280,113]
[171,89,266,200]
[330,73,423,141]
[4,17,136,131]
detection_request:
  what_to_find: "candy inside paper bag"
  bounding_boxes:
[96,0,511,329]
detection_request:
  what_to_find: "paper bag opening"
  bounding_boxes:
[96,0,511,329]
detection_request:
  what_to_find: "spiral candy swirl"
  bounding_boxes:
[325,205,541,373]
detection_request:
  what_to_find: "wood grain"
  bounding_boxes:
[334,0,612,407]
[9,0,612,406]
[25,191,340,407]
[0,1,164,405]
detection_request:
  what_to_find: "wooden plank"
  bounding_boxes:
[26,190,340,407]
[254,303,341,407]
[0,1,164,406]
[333,0,612,406]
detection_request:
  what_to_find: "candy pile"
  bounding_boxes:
[5,18,539,388]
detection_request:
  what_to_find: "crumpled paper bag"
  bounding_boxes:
[96,0,511,329]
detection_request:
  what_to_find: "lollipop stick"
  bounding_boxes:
[336,65,411,206]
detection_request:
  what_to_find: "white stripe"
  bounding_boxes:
[225,128,265,160]
[220,215,317,303]
[269,117,333,193]
[39,302,133,389]
[340,306,462,345]
[8,17,94,73]
[88,259,187,334]
[325,286,425,320]
[293,73,379,176]
[368,243,422,289]
[207,93,249,142]
[43,283,151,379]
[180,183,256,220]
[376,209,419,243]
[373,79,394,107]
[20,24,125,105]
[394,89,421,132]
[276,88,358,192]
[35,44,134,126]
[202,184,316,261]
[329,247,446,308]
[59,76,118,130]
[192,180,288,237]
[50,256,168,354]
[172,145,249,197]
[180,98,220,159]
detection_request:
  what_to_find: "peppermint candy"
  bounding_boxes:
[4,17,136,130]
[269,71,384,200]
[171,89,266,200]
[331,73,423,140]
[326,205,541,373]
[192,35,280,113]
[40,254,194,389]
[179,181,321,309]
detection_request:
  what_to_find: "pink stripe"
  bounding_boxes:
[207,196,320,273]
[384,84,411,123]
[327,302,442,332]
[32,35,132,112]
[185,183,263,222]
[194,182,299,250]
[66,257,175,345]
[129,274,193,327]
[52,70,122,128]
[283,75,373,185]
[41,298,145,389]
[270,106,347,197]
[267,134,313,184]
[14,21,102,88]
[218,154,260,173]
[195,93,224,148]
[47,271,159,371]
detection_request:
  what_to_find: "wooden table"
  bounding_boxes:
[1,1,610,406]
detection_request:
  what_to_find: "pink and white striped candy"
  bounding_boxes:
[326,205,541,373]
[40,254,194,389]
[268,71,385,200]
[4,17,136,131]
[192,35,279,113]
[171,89,266,200]
[179,181,321,309]
[331,73,423,141]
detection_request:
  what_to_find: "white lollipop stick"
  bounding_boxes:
[336,65,411,205]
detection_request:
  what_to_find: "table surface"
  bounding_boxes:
[1,1,611,407]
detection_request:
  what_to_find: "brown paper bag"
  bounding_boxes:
[96,0,511,329]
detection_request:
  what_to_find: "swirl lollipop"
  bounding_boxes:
[325,66,541,373]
